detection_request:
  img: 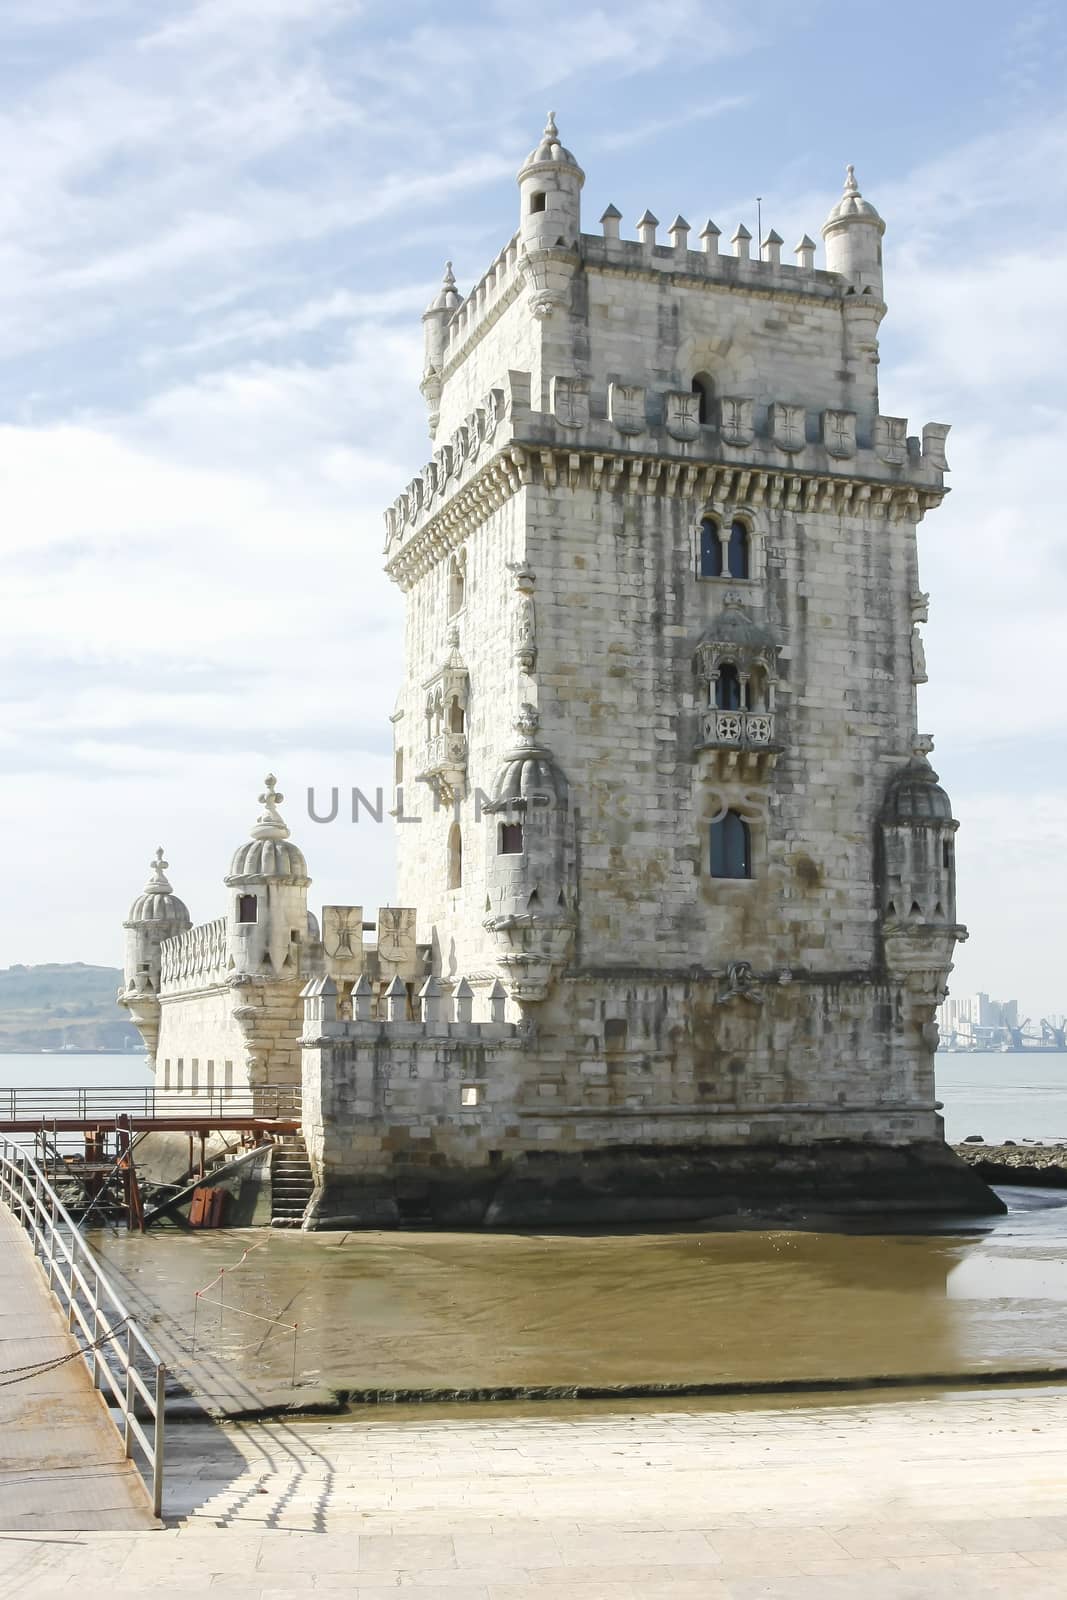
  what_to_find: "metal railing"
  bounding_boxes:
[0,1083,301,1123]
[0,1135,166,1516]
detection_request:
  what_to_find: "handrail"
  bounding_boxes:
[0,1135,166,1517]
[0,1083,301,1123]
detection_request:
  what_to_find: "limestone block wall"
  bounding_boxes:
[155,976,306,1090]
[300,968,944,1223]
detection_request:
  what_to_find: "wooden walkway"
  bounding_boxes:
[0,1207,155,1531]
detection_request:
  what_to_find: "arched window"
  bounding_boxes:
[747,666,766,711]
[448,554,466,616]
[715,664,742,710]
[237,894,258,924]
[691,373,714,425]
[710,811,751,879]
[447,823,463,889]
[499,821,524,855]
[699,519,722,578]
[448,697,465,734]
[394,747,404,785]
[727,520,749,580]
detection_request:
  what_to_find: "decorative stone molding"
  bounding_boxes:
[509,562,537,671]
[385,446,943,590]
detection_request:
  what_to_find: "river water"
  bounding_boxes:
[3,1049,1066,1144]
[5,1051,1067,1400]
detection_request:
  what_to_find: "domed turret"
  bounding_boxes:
[227,775,309,883]
[483,706,575,1004]
[879,748,961,934]
[225,776,311,978]
[126,846,190,927]
[821,165,885,297]
[517,111,584,256]
[421,261,463,438]
[881,754,954,826]
[120,847,192,1059]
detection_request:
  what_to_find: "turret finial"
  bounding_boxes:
[442,260,455,287]
[844,164,859,195]
[545,110,558,140]
[252,774,290,842]
[146,847,172,892]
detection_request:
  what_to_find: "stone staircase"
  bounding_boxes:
[270,1136,313,1228]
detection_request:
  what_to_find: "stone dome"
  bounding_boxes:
[228,837,309,881]
[882,756,955,825]
[425,261,462,316]
[126,849,190,925]
[824,165,884,230]
[519,112,583,177]
[226,774,311,883]
[488,705,567,808]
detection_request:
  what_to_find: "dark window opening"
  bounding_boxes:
[530,191,546,213]
[942,840,953,869]
[499,822,524,855]
[237,894,258,924]
[715,664,743,711]
[448,699,465,734]
[691,373,713,424]
[710,811,751,879]
[727,520,750,579]
[699,519,722,577]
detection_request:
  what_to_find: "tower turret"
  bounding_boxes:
[821,164,885,298]
[225,775,310,978]
[516,112,584,254]
[119,847,191,1062]
[420,261,462,438]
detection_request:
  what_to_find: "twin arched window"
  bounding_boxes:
[699,518,749,580]
[710,811,751,879]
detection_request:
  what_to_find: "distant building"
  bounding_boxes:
[120,117,996,1225]
[938,993,1020,1044]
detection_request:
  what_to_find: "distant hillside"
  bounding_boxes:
[0,963,141,1053]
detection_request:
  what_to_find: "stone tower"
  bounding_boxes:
[373,116,994,1221]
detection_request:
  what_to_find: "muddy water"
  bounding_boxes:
[86,1188,1067,1407]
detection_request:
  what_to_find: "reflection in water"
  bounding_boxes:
[85,1190,1067,1403]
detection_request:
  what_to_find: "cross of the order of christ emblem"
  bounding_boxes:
[664,391,700,441]
[608,382,645,434]
[770,403,805,452]
[552,377,589,428]
[823,409,856,458]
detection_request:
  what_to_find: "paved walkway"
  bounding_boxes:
[3,1385,1067,1593]
[0,1208,154,1533]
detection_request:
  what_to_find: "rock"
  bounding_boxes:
[963,1134,985,1143]
[1004,1139,1017,1146]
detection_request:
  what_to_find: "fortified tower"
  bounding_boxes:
[370,115,991,1223]
[121,117,996,1226]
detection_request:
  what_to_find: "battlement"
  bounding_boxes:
[300,974,518,1043]
[159,917,227,992]
[383,369,951,579]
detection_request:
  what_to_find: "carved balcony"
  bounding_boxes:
[696,710,780,777]
[416,732,468,800]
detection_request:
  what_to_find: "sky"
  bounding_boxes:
[1,0,1065,1021]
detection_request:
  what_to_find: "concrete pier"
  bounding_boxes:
[0,1208,154,1532]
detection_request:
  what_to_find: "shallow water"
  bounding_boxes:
[83,1187,1067,1405]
